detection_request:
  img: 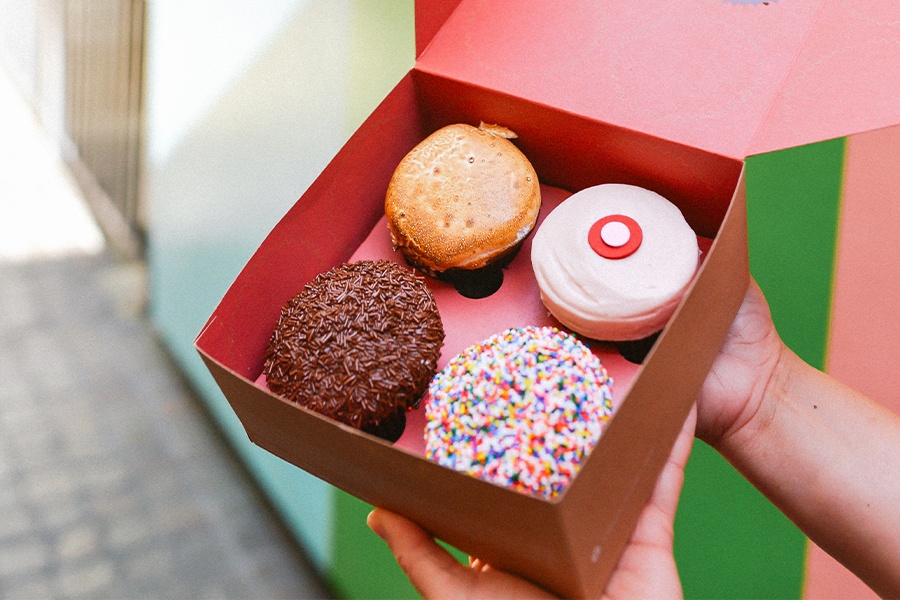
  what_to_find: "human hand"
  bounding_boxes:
[694,278,784,449]
[367,407,696,599]
[367,508,556,599]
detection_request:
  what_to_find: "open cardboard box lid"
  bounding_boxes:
[416,0,900,159]
[196,2,899,596]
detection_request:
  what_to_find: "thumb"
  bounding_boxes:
[367,508,476,598]
[367,509,556,599]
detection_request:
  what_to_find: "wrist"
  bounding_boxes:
[715,338,794,459]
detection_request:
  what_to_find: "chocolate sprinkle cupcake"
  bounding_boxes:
[263,260,445,441]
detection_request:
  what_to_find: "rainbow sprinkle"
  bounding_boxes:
[425,326,613,499]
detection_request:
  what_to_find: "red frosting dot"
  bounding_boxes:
[588,215,642,259]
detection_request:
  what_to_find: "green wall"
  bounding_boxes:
[745,138,845,372]
[674,137,846,598]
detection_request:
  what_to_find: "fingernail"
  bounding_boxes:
[366,509,385,539]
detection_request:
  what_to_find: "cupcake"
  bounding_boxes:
[385,123,541,297]
[424,326,613,499]
[264,260,444,441]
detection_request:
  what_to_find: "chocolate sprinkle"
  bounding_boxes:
[263,260,445,441]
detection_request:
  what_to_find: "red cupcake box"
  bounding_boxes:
[195,1,900,596]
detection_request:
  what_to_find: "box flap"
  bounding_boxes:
[747,2,900,155]
[414,0,464,57]
[415,0,900,159]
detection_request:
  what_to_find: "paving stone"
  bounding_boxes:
[0,255,334,598]
[120,546,172,581]
[55,524,101,561]
[0,505,32,540]
[51,559,116,598]
[0,269,38,331]
[34,498,83,533]
[1,578,53,599]
[0,538,50,579]
[104,513,155,551]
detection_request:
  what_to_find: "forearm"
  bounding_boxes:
[717,347,900,598]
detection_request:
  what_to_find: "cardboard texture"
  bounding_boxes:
[196,1,898,597]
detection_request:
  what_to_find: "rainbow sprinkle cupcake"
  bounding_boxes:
[425,326,613,499]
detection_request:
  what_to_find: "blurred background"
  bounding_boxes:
[1,0,412,597]
[1,1,897,598]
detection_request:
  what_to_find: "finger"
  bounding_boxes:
[368,508,475,598]
[652,405,696,514]
[672,404,697,472]
[630,406,696,549]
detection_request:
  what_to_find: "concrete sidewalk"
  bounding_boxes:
[0,65,331,599]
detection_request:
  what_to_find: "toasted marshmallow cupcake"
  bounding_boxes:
[531,184,699,341]
[385,123,541,277]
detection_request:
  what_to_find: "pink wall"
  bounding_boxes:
[804,124,900,599]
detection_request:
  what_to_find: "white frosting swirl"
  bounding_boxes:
[531,184,699,341]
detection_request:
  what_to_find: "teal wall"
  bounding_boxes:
[145,0,415,575]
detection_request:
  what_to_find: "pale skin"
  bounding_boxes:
[367,280,900,598]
